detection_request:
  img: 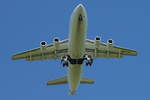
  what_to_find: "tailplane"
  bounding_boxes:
[80,78,94,84]
[47,76,67,85]
[47,77,94,85]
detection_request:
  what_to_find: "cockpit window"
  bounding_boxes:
[78,14,83,21]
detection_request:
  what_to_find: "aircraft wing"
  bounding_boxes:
[12,39,137,61]
[85,39,137,58]
[12,40,69,61]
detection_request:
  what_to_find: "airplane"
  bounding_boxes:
[12,4,137,95]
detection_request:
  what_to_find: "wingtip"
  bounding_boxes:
[132,50,138,56]
[135,51,138,56]
[11,55,16,60]
[11,54,19,60]
[90,80,95,84]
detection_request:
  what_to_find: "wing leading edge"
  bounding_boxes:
[12,39,137,61]
[85,39,137,58]
[12,40,69,61]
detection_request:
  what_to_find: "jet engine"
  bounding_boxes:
[95,36,101,46]
[95,36,101,41]
[107,39,113,45]
[40,41,47,46]
[53,37,60,43]
[40,41,47,50]
[53,37,60,48]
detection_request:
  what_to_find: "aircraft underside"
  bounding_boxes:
[11,4,137,95]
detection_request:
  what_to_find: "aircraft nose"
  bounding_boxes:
[76,4,85,21]
[76,4,84,13]
[78,4,84,9]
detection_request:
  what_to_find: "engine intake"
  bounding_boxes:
[40,41,47,51]
[95,36,101,41]
[107,39,113,44]
[40,41,47,46]
[53,37,59,43]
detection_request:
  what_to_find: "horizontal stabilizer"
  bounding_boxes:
[47,77,94,85]
[80,78,95,84]
[47,76,67,85]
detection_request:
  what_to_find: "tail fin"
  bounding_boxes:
[47,77,94,85]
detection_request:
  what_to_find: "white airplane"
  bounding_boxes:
[12,4,137,95]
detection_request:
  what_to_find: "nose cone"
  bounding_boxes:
[77,4,84,9]
[71,4,87,23]
[76,4,85,13]
[74,4,86,21]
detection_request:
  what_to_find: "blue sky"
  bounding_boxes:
[0,0,150,100]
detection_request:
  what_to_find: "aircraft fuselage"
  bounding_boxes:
[68,4,87,95]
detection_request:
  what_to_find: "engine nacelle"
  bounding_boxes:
[107,39,113,45]
[95,36,101,41]
[95,36,101,46]
[40,41,47,50]
[53,37,60,43]
[53,37,60,49]
[40,41,47,46]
